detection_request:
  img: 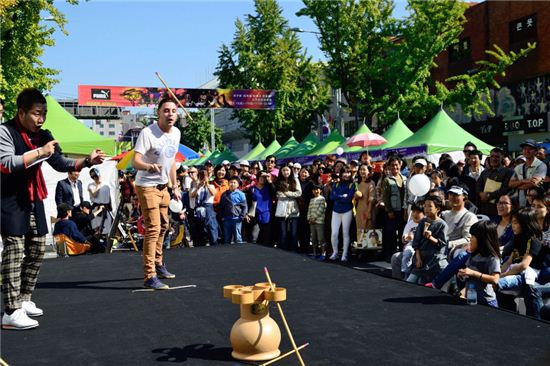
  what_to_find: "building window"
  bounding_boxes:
[449,38,471,63]
[108,131,116,136]
[108,123,115,128]
[509,14,537,50]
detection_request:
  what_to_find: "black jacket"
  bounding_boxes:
[1,119,77,236]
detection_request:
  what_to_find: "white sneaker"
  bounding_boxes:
[22,300,43,317]
[2,308,39,330]
[329,253,339,260]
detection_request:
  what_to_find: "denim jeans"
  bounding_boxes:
[432,251,470,289]
[278,217,298,251]
[499,273,543,319]
[223,218,243,244]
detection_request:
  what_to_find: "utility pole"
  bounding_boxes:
[210,108,216,151]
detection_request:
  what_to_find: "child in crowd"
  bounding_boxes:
[407,195,448,284]
[391,202,424,279]
[308,184,327,259]
[457,221,501,307]
[219,176,248,245]
[498,208,545,318]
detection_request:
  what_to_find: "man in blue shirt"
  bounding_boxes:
[219,176,247,244]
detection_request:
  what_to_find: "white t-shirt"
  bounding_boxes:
[134,123,181,187]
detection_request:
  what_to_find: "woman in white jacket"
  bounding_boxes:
[274,165,302,251]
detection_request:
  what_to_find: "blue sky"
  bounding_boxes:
[43,0,407,100]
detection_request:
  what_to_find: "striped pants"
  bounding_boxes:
[1,213,46,310]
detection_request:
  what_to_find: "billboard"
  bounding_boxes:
[78,85,276,110]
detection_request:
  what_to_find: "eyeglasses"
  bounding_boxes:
[267,160,275,163]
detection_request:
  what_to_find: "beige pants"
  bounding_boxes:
[136,185,170,280]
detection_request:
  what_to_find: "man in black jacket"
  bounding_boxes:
[0,88,105,330]
[55,171,84,209]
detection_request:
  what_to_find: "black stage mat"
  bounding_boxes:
[2,244,550,366]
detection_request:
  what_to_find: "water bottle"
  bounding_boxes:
[467,283,477,305]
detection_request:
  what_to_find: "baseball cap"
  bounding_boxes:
[294,163,302,169]
[222,160,230,165]
[349,159,360,166]
[204,160,213,166]
[520,139,538,149]
[240,160,250,167]
[414,158,428,167]
[515,155,527,162]
[448,185,468,196]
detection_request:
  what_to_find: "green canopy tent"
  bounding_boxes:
[273,136,299,158]
[391,110,494,154]
[253,140,281,161]
[307,129,346,156]
[211,149,238,165]
[378,118,414,149]
[283,132,320,158]
[238,142,265,162]
[44,96,116,156]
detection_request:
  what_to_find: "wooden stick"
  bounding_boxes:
[154,72,193,121]
[260,343,309,366]
[264,267,306,366]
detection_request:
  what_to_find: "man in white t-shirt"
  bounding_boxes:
[133,98,182,290]
[509,139,547,207]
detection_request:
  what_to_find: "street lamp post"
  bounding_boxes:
[289,27,320,35]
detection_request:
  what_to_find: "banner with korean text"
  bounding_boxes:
[78,85,276,110]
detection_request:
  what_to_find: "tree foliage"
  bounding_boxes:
[298,0,535,127]
[179,110,223,152]
[215,0,331,144]
[0,0,77,117]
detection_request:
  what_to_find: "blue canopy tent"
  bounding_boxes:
[178,144,200,160]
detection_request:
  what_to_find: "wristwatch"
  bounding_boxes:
[84,157,93,168]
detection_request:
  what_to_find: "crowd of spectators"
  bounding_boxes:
[54,138,550,320]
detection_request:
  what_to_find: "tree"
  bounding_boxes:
[215,0,331,144]
[179,110,223,152]
[298,0,535,127]
[0,0,77,117]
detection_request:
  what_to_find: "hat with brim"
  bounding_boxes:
[520,139,538,149]
[414,158,428,167]
[448,185,468,196]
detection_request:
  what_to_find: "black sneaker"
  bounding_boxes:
[143,275,169,290]
[156,264,176,279]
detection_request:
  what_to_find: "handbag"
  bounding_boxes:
[194,188,208,221]
[275,199,289,218]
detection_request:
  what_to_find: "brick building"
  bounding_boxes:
[433,0,550,151]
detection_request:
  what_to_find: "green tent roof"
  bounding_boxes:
[254,140,281,161]
[284,132,320,158]
[392,110,494,154]
[239,142,265,162]
[380,118,413,148]
[339,124,373,153]
[44,96,116,156]
[273,136,299,158]
[187,150,212,166]
[212,149,238,165]
[308,129,346,156]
